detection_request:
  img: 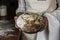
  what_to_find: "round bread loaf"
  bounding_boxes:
[16,13,48,33]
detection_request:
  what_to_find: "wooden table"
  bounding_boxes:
[0,28,21,40]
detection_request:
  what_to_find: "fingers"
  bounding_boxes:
[15,23,18,29]
[14,16,22,31]
[14,16,18,21]
[14,16,19,28]
[15,24,21,29]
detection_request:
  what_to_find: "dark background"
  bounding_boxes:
[0,0,18,19]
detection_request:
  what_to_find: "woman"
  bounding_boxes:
[14,0,60,40]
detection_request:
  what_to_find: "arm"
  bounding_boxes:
[16,0,25,14]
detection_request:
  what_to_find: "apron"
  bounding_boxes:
[16,0,59,40]
[25,0,56,14]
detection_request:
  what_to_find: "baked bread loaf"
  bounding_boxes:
[16,13,48,33]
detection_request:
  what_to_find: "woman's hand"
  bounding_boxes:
[14,16,21,31]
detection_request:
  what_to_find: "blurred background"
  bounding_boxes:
[0,0,21,40]
[0,0,18,19]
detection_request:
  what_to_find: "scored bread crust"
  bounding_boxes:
[16,13,48,33]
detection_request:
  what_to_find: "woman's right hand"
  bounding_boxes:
[14,16,21,31]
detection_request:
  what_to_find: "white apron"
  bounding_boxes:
[16,0,60,40]
[25,0,56,14]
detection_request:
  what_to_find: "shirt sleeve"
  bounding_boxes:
[44,13,59,40]
[16,0,25,14]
